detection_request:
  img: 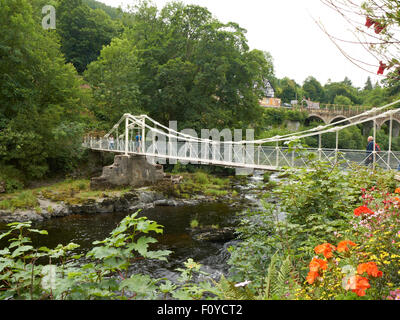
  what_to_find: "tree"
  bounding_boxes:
[277,77,299,104]
[83,0,123,20]
[56,0,121,73]
[84,37,142,126]
[86,1,274,131]
[362,87,390,107]
[323,79,362,105]
[333,95,353,106]
[0,0,89,184]
[302,76,325,102]
[364,77,373,91]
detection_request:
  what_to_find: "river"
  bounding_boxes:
[0,171,273,283]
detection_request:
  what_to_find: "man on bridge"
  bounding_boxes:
[365,136,381,166]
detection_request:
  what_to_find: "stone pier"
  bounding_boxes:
[90,155,164,190]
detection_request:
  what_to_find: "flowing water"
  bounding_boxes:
[0,172,274,282]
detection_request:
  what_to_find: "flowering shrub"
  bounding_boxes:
[386,289,400,300]
[297,186,400,300]
[296,239,383,299]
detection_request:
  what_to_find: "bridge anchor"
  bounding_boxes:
[90,155,164,190]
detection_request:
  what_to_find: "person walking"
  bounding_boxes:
[109,135,115,150]
[135,134,142,152]
[365,136,381,166]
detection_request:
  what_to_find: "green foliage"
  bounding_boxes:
[304,126,364,150]
[257,108,307,132]
[323,80,361,105]
[334,95,353,106]
[275,77,300,104]
[213,275,256,300]
[0,165,25,193]
[0,211,218,300]
[0,190,38,211]
[227,203,282,290]
[84,1,274,131]
[193,171,209,185]
[221,251,298,300]
[56,0,121,73]
[258,253,299,300]
[84,37,142,125]
[190,219,199,228]
[302,76,325,102]
[227,149,396,297]
[83,0,123,20]
[0,0,93,185]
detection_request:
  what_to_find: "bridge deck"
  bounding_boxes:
[85,141,400,172]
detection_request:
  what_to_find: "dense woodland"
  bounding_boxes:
[1,0,400,192]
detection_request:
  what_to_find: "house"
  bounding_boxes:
[259,79,281,107]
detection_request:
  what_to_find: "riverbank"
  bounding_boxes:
[0,171,263,223]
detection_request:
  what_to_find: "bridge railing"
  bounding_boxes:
[83,137,400,171]
[288,103,374,113]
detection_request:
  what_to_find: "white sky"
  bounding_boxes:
[98,0,382,88]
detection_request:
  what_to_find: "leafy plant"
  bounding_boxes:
[0,211,220,300]
[227,145,397,299]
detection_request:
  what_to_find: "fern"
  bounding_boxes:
[258,253,299,300]
[213,275,256,300]
[263,251,279,299]
[275,255,293,298]
[214,253,300,300]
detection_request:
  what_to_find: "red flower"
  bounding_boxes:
[309,257,328,272]
[357,262,383,278]
[337,240,357,252]
[351,276,371,296]
[365,16,375,28]
[314,243,336,259]
[307,257,328,285]
[306,271,319,284]
[374,22,385,34]
[377,61,388,75]
[354,205,374,216]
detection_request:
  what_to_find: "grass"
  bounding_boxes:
[0,190,39,212]
[150,170,233,199]
[190,219,199,228]
[0,170,234,212]
[168,171,232,199]
[204,189,228,197]
[0,179,132,211]
[37,179,132,205]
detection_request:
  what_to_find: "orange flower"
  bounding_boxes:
[314,243,336,259]
[354,205,374,217]
[395,187,400,194]
[306,271,319,284]
[337,240,357,253]
[309,257,328,272]
[351,276,371,297]
[357,262,383,278]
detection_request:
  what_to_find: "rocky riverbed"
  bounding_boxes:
[0,169,280,225]
[0,188,242,223]
[0,171,280,282]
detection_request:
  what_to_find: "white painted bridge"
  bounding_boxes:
[83,99,400,172]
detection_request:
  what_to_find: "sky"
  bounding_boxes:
[97,0,381,88]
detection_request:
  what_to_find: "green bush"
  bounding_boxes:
[0,190,38,211]
[227,154,396,296]
[0,165,25,193]
[193,171,209,184]
[0,212,219,300]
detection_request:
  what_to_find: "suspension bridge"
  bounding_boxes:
[83,99,400,172]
